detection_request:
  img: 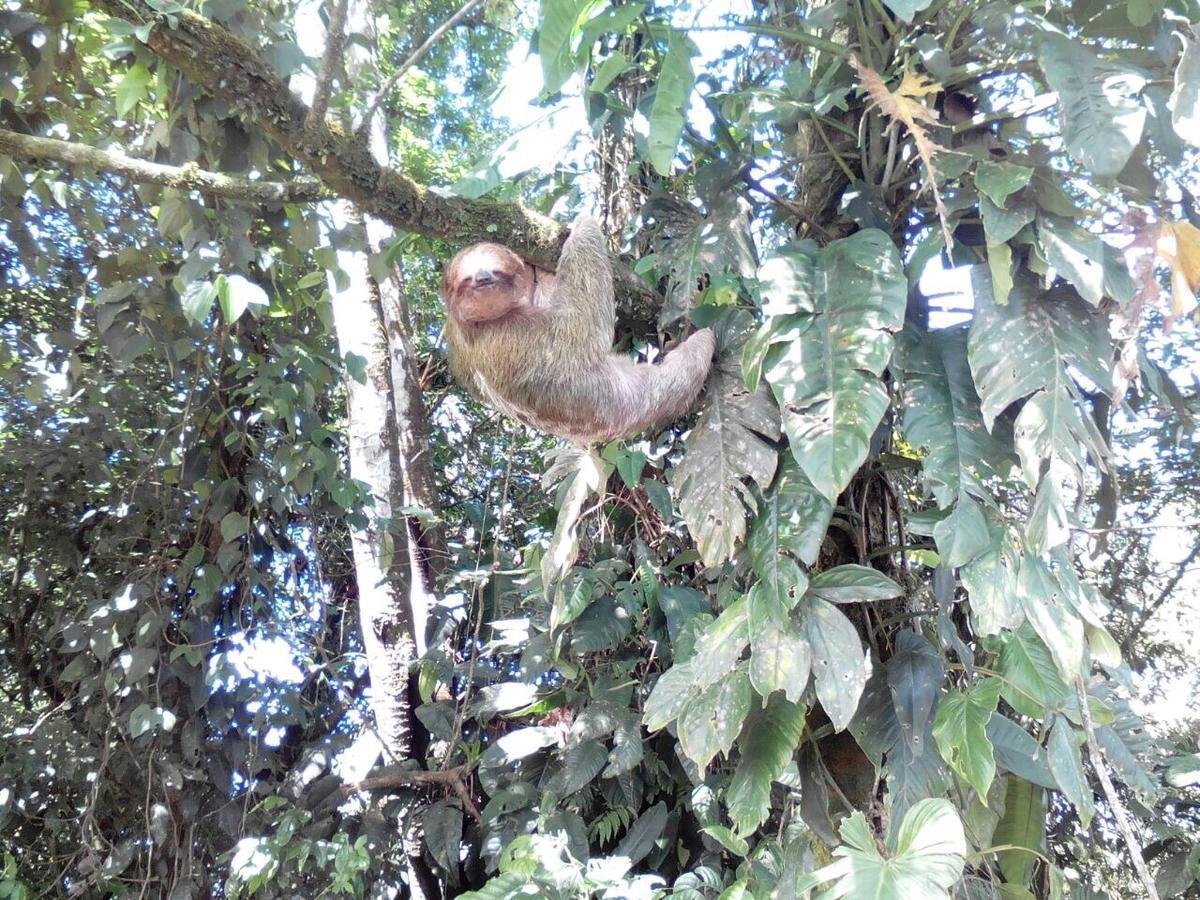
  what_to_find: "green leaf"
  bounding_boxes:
[1169,38,1200,145]
[896,326,1012,508]
[886,631,943,757]
[762,231,907,501]
[994,621,1073,718]
[879,0,934,23]
[1047,717,1094,827]
[1017,554,1084,681]
[180,280,217,324]
[646,28,696,175]
[480,727,559,767]
[1039,35,1147,178]
[614,802,667,866]
[976,161,1033,208]
[656,586,709,645]
[691,597,750,687]
[544,739,608,795]
[115,62,152,115]
[220,273,269,323]
[1037,218,1105,306]
[992,777,1046,888]
[987,714,1056,789]
[678,667,752,768]
[748,459,832,569]
[797,801,966,898]
[968,275,1112,430]
[726,697,805,835]
[933,678,1002,800]
[219,512,248,542]
[748,612,811,703]
[988,241,1014,306]
[644,659,699,731]
[747,560,807,630]
[802,598,867,731]
[674,366,780,567]
[701,825,749,856]
[538,0,590,94]
[980,194,1035,244]
[809,564,903,603]
[589,50,630,95]
[932,495,990,568]
[961,519,1023,636]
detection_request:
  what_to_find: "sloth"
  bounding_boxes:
[441,214,715,445]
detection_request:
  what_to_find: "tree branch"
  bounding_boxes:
[0,127,330,202]
[306,0,350,132]
[1074,678,1160,900]
[358,0,485,136]
[85,0,656,310]
[343,764,480,820]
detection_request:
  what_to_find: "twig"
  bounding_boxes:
[343,764,481,820]
[306,0,351,132]
[0,128,328,202]
[742,172,834,242]
[1074,678,1160,900]
[358,0,485,136]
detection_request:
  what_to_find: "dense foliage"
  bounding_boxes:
[1,0,1199,897]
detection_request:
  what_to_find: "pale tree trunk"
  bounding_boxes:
[327,211,418,760]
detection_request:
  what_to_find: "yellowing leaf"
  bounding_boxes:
[1156,221,1200,319]
[852,57,952,249]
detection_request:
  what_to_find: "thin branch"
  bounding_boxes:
[742,171,834,241]
[306,0,351,132]
[343,764,481,820]
[1074,678,1160,900]
[358,0,485,136]
[1124,537,1200,651]
[0,127,329,202]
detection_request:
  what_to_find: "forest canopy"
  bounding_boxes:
[1,0,1199,897]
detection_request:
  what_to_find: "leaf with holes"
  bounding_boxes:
[802,598,868,731]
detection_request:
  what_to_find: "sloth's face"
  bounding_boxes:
[443,243,535,326]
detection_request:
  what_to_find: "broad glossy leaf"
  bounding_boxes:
[886,631,943,758]
[220,273,268,323]
[761,230,906,501]
[1039,35,1147,177]
[880,0,934,23]
[808,564,903,603]
[797,801,965,899]
[644,658,699,731]
[975,161,1033,208]
[1038,218,1107,305]
[1047,717,1094,827]
[691,596,750,688]
[544,739,608,796]
[896,326,1011,508]
[933,678,1002,800]
[646,28,696,175]
[993,622,1072,718]
[538,0,588,94]
[961,519,1023,636]
[980,194,1035,243]
[968,276,1112,430]
[1017,554,1084,680]
[657,586,709,644]
[678,667,752,768]
[803,598,868,731]
[614,802,667,866]
[746,560,807,630]
[749,612,811,702]
[993,777,1046,888]
[1013,384,1105,490]
[932,494,990,568]
[674,365,780,567]
[748,459,832,570]
[726,697,805,834]
[480,727,560,767]
[1170,38,1200,144]
[987,714,1056,789]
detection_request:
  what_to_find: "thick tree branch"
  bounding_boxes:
[306,0,350,131]
[343,764,480,820]
[86,0,656,311]
[358,0,485,136]
[0,127,330,202]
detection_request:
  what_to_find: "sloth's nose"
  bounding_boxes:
[472,269,497,287]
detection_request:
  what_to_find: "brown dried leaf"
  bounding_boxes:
[852,56,952,249]
[1158,221,1200,319]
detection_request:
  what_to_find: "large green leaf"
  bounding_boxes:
[726,697,806,835]
[802,597,868,731]
[933,678,1002,800]
[1017,554,1084,681]
[897,326,1012,508]
[932,494,990,568]
[961,517,1024,636]
[674,364,780,567]
[646,28,696,175]
[987,714,1056,789]
[749,611,811,703]
[543,739,608,796]
[796,800,966,899]
[992,621,1073,718]
[678,666,753,768]
[808,564,903,603]
[748,459,832,570]
[1047,716,1094,827]
[1170,38,1200,144]
[1039,35,1147,177]
[760,231,907,501]
[886,631,943,747]
[968,276,1112,430]
[538,0,593,94]
[992,777,1046,889]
